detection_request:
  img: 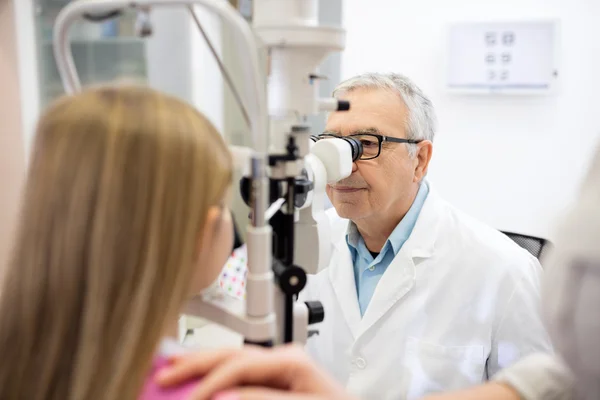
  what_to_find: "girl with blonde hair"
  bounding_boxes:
[0,84,235,400]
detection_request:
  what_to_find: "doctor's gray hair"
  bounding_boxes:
[332,72,437,157]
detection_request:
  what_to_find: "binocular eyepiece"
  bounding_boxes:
[310,135,363,162]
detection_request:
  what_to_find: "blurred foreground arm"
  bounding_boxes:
[492,353,575,400]
[157,347,573,400]
[420,383,520,400]
[422,353,575,400]
[156,344,358,400]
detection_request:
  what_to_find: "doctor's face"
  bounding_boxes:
[325,88,427,223]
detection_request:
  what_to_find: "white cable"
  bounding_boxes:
[266,198,286,221]
[187,5,251,130]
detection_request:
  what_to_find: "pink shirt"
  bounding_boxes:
[138,339,200,400]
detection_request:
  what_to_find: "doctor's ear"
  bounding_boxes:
[413,141,433,182]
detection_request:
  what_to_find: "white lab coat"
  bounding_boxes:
[300,186,553,400]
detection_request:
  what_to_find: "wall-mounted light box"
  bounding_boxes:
[445,20,560,95]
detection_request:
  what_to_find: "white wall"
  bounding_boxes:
[341,0,600,240]
[145,7,223,133]
[146,8,194,105]
[189,7,224,134]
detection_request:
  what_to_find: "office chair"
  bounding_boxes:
[501,231,550,260]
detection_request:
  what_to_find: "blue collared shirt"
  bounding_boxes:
[346,181,430,316]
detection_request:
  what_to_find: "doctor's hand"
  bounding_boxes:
[156,344,357,400]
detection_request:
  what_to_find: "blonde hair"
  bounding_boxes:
[0,85,232,399]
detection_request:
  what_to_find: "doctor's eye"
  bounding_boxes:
[356,135,380,148]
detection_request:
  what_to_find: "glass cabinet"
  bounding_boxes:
[34,0,149,107]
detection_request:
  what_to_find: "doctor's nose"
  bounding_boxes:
[352,162,358,173]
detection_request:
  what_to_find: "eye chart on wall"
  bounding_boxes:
[446,20,560,95]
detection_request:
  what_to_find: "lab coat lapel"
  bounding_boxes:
[357,187,445,337]
[358,250,416,337]
[328,239,362,339]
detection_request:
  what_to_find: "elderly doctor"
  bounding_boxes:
[298,72,553,399]
[156,141,600,400]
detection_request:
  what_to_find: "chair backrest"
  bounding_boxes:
[501,231,549,260]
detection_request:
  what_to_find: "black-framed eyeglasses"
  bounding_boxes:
[313,133,422,160]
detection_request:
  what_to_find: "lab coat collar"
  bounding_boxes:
[397,181,444,259]
[329,182,445,339]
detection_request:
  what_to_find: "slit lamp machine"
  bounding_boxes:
[52,0,365,347]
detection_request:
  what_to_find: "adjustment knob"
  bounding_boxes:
[305,301,325,325]
[337,100,350,111]
[273,261,307,296]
